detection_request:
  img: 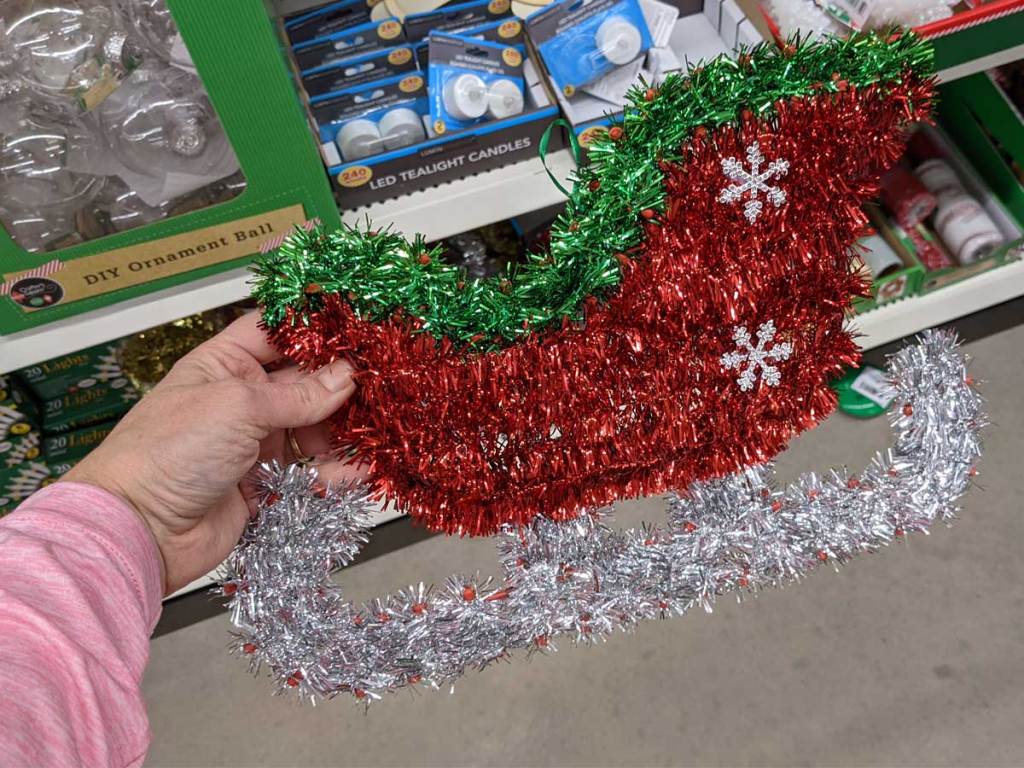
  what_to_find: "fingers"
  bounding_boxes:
[212,311,282,366]
[253,360,357,430]
[167,312,277,386]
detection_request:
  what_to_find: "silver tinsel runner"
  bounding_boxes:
[221,330,985,702]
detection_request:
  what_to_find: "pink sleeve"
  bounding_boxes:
[0,482,163,768]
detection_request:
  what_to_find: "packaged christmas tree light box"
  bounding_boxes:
[291,16,406,72]
[42,420,117,477]
[0,461,53,517]
[537,0,761,145]
[0,374,42,470]
[0,0,341,338]
[15,339,136,401]
[41,383,139,434]
[428,33,526,134]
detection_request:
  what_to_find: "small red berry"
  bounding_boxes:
[644,87,656,101]
[658,601,668,609]
[304,282,322,295]
[817,551,828,562]
[641,208,656,220]
[418,252,431,265]
[266,493,281,505]
[223,583,237,596]
[808,490,819,500]
[535,635,549,648]
[242,643,257,654]
[902,403,914,417]
[412,602,427,615]
[408,674,422,684]
[847,478,860,489]
[895,527,905,537]
[683,521,697,533]
[771,500,783,513]
[588,178,600,192]
[969,467,978,478]
[738,576,749,587]
[286,676,300,687]
[462,585,477,601]
[354,688,366,699]
[608,126,623,141]
[694,125,707,139]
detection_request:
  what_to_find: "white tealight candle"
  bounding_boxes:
[336,118,382,161]
[487,79,524,119]
[595,17,642,65]
[443,73,488,121]
[379,107,426,150]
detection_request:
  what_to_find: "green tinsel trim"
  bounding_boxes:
[254,32,933,346]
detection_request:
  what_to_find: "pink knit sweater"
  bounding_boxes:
[0,482,162,767]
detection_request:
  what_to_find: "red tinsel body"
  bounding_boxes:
[269,80,932,535]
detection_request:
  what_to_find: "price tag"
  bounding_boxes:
[850,366,895,409]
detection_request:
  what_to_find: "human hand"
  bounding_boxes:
[65,312,361,595]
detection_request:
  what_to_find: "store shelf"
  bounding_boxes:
[338,149,574,243]
[166,500,404,600]
[852,255,1024,350]
[920,0,1024,82]
[0,151,575,373]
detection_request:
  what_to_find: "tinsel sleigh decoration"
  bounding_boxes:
[222,33,985,701]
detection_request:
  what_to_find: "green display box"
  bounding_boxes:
[41,384,138,434]
[0,0,340,336]
[921,111,1024,294]
[43,421,117,477]
[16,340,134,401]
[852,213,926,314]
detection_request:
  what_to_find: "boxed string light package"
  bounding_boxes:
[0,0,340,337]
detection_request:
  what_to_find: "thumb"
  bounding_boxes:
[253,360,356,430]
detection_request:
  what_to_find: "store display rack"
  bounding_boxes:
[0,150,575,374]
[922,0,1024,82]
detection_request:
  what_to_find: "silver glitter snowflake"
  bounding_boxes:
[718,142,790,223]
[721,320,793,391]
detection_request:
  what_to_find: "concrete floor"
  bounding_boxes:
[143,325,1024,767]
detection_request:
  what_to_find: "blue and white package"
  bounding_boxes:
[404,0,513,42]
[427,33,525,135]
[457,16,526,47]
[284,0,374,45]
[310,73,429,162]
[526,0,652,97]
[292,17,405,73]
[301,45,419,98]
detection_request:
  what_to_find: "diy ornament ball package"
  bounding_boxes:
[221,33,986,703]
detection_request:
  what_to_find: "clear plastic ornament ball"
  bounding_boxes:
[97,66,232,179]
[119,0,192,68]
[2,1,116,97]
